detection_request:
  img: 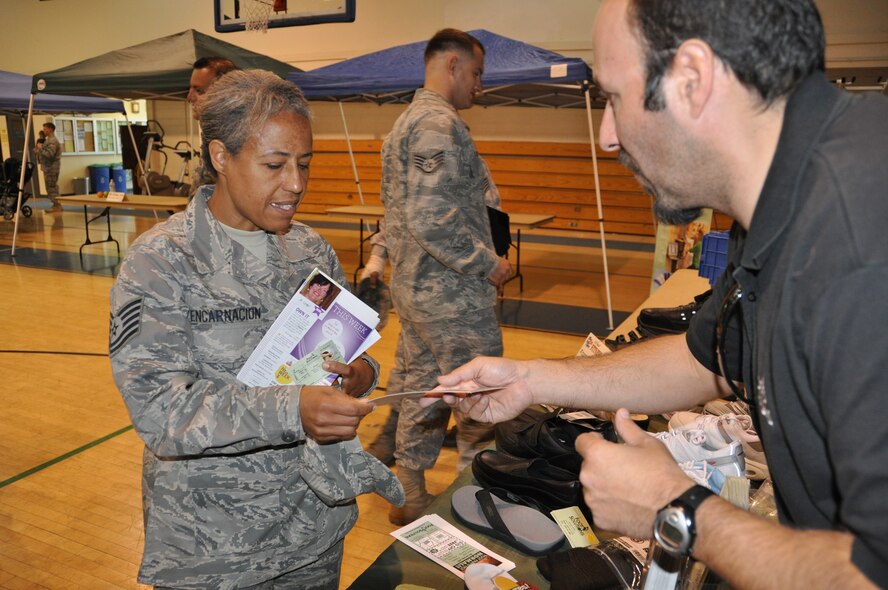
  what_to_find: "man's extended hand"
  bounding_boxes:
[576,408,695,538]
[300,385,373,444]
[426,356,533,423]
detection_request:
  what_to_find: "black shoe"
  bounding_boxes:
[495,410,616,460]
[605,328,646,351]
[471,450,583,513]
[636,289,712,335]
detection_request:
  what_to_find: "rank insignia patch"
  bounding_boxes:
[412,152,445,174]
[109,297,143,355]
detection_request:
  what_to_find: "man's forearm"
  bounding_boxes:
[695,498,877,589]
[524,334,724,414]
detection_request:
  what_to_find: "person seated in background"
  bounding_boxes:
[109,69,401,589]
[435,0,888,588]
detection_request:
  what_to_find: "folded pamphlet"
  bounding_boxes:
[237,269,381,387]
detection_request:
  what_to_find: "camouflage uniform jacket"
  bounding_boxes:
[109,187,402,588]
[381,88,499,322]
[37,134,61,173]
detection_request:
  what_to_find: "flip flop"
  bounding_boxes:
[451,485,565,556]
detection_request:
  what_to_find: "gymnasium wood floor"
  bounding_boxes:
[0,200,654,589]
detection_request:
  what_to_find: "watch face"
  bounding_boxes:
[655,509,689,554]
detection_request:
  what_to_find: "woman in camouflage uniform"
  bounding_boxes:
[109,70,402,589]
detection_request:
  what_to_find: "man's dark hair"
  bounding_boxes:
[424,28,485,64]
[43,122,56,131]
[628,0,825,110]
[193,56,239,80]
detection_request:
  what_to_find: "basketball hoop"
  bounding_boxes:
[243,0,274,33]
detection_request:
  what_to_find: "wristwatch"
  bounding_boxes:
[652,484,715,557]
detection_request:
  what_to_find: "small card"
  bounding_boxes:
[106,191,126,202]
[368,387,501,405]
[551,507,599,548]
[284,338,345,385]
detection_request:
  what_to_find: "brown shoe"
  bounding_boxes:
[388,491,435,526]
[388,466,435,525]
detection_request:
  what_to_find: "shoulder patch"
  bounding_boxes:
[412,151,445,174]
[109,297,144,356]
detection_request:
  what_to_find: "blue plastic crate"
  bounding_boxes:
[698,231,729,285]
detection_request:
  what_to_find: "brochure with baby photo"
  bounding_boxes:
[237,269,381,387]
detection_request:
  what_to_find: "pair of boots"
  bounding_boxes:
[365,409,436,525]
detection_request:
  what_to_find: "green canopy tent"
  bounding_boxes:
[13,30,300,254]
[30,29,298,100]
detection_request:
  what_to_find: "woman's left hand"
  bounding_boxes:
[323,358,373,397]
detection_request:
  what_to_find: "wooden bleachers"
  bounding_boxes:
[307,139,732,237]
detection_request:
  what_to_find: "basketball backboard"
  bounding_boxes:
[214,0,356,33]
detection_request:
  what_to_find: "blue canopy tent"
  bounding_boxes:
[288,29,593,106]
[0,70,126,115]
[2,70,126,254]
[287,30,614,326]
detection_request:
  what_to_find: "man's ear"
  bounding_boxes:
[669,39,715,119]
[208,139,228,175]
[446,53,460,76]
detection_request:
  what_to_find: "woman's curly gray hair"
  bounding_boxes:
[197,69,311,179]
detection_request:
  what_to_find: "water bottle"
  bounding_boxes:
[109,177,116,194]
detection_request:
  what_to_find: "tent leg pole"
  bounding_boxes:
[338,102,372,235]
[124,112,150,196]
[584,86,614,331]
[11,95,37,257]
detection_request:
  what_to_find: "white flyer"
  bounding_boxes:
[390,513,515,579]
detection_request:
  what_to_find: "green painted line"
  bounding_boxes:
[0,425,134,489]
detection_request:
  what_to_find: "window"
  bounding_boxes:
[52,116,120,155]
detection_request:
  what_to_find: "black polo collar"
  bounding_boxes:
[741,74,849,272]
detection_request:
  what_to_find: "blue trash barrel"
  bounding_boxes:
[88,164,111,193]
[110,166,127,192]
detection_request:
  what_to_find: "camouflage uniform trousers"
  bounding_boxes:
[155,539,342,590]
[43,163,60,201]
[394,306,503,472]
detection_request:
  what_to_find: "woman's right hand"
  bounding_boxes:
[299,386,373,443]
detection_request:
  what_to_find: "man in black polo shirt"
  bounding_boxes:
[433,0,888,587]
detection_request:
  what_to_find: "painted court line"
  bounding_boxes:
[0,425,134,489]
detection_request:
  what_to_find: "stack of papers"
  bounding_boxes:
[237,269,381,387]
